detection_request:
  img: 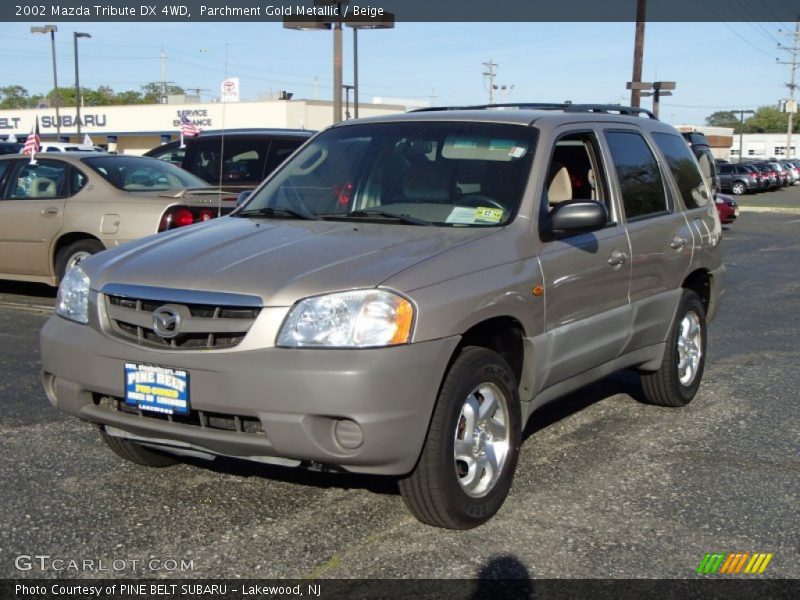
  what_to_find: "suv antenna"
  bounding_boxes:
[218,42,229,217]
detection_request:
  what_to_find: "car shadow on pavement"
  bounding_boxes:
[522,370,645,442]
[0,279,56,299]
[178,370,647,497]
[179,453,401,496]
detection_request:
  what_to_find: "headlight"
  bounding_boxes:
[277,289,415,348]
[55,266,90,324]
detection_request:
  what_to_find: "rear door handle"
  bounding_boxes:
[670,235,688,249]
[608,249,628,267]
[41,207,60,216]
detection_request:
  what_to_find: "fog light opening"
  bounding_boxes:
[334,419,364,450]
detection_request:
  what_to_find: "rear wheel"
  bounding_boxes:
[100,429,179,467]
[730,181,746,195]
[640,290,707,407]
[55,239,104,281]
[399,347,521,529]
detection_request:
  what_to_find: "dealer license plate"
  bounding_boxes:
[124,363,190,415]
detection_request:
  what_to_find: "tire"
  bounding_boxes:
[730,181,746,196]
[640,290,707,407]
[55,239,105,281]
[100,429,179,468]
[398,347,521,529]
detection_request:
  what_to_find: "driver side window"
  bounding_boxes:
[540,131,613,237]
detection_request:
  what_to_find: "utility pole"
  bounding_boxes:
[630,0,646,108]
[483,59,498,105]
[778,20,800,159]
[160,49,168,104]
[735,109,755,162]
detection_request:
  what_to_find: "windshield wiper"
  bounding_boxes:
[236,206,321,221]
[323,209,432,226]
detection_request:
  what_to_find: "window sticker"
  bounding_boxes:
[475,207,504,223]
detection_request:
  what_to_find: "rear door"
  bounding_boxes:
[602,128,693,352]
[0,158,70,277]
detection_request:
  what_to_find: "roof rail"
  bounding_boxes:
[411,103,658,120]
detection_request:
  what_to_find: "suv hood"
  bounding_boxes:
[85,216,497,305]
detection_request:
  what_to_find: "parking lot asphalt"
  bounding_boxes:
[730,182,800,212]
[0,210,798,581]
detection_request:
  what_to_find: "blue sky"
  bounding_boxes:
[0,21,795,126]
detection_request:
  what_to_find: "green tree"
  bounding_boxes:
[140,82,185,104]
[115,90,143,105]
[744,106,799,134]
[705,111,739,129]
[0,85,32,108]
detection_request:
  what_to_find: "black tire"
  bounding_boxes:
[100,429,179,468]
[399,347,521,529]
[730,181,746,196]
[55,239,105,281]
[640,290,707,407]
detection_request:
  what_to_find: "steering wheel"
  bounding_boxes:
[457,194,504,210]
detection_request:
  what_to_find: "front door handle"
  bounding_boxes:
[608,249,628,267]
[670,235,688,249]
[41,207,60,217]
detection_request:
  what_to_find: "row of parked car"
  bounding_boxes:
[716,159,800,195]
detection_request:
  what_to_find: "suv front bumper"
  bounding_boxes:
[40,316,460,475]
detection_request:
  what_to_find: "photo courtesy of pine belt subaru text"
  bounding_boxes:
[39,103,724,529]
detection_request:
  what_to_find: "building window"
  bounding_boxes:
[748,149,756,156]
[730,149,740,156]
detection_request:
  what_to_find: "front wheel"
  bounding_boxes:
[640,290,707,407]
[399,347,521,529]
[730,181,746,195]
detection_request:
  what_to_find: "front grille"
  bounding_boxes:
[95,395,266,435]
[104,292,260,350]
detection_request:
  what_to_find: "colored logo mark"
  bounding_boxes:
[696,552,773,575]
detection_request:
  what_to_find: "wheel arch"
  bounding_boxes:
[682,268,711,314]
[52,232,104,275]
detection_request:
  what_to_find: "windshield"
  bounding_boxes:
[82,155,208,191]
[239,122,537,226]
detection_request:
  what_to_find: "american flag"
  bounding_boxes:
[23,117,41,158]
[180,115,200,138]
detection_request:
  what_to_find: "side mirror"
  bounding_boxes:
[236,190,252,207]
[548,200,608,234]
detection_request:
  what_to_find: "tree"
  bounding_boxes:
[744,106,799,134]
[115,90,143,105]
[705,111,739,130]
[140,82,186,104]
[0,85,32,109]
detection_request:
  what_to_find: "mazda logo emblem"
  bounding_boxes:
[152,306,182,339]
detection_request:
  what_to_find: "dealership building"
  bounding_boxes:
[0,98,406,155]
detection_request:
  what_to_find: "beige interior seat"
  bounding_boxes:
[547,162,572,205]
[28,177,57,198]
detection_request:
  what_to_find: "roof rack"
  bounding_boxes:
[410,103,658,120]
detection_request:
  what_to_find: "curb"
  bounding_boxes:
[737,206,800,215]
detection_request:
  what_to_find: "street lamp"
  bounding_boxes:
[734,109,754,162]
[284,3,343,123]
[31,25,60,137]
[639,81,676,119]
[73,31,91,137]
[285,2,394,123]
[346,13,394,119]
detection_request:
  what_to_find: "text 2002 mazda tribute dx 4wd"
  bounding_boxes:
[40,104,724,529]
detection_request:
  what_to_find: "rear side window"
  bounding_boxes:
[5,159,68,199]
[605,131,668,220]
[652,132,709,208]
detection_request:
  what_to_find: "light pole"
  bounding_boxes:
[347,14,394,119]
[735,109,754,162]
[31,25,60,137]
[73,31,91,137]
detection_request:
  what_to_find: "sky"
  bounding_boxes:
[0,20,796,126]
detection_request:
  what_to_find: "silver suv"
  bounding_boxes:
[40,104,724,529]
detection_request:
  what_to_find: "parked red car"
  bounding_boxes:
[715,194,738,224]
